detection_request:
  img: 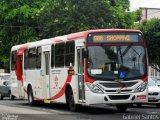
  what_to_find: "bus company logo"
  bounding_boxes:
[116,88,122,93]
[115,81,126,93]
[54,76,58,87]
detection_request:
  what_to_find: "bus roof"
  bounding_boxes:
[67,29,142,40]
[11,29,142,51]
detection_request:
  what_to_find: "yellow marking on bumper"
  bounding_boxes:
[44,100,51,104]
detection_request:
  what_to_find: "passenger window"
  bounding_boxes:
[51,45,54,67]
[36,47,41,69]
[11,51,17,70]
[28,47,36,69]
[24,49,29,69]
[55,43,65,67]
[65,41,75,67]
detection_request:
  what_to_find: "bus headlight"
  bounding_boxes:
[135,82,147,93]
[86,82,104,94]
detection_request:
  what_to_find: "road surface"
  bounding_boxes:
[0,99,159,120]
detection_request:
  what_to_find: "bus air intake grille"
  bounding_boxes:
[105,89,132,93]
[109,95,130,100]
[99,82,137,88]
[148,92,159,96]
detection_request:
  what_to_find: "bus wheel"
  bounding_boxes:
[116,104,128,112]
[0,94,4,100]
[10,94,15,100]
[28,87,35,105]
[68,89,78,112]
[156,103,160,108]
[9,91,15,100]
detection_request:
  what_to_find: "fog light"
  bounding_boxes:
[104,97,108,101]
[132,95,135,100]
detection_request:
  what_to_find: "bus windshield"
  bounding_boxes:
[87,45,146,80]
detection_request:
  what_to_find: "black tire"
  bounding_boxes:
[116,105,128,112]
[9,91,15,100]
[67,89,78,112]
[28,87,35,105]
[0,94,4,100]
[10,95,15,100]
[156,103,160,108]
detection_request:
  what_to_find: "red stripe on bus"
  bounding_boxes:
[16,44,29,82]
[23,67,73,101]
[34,97,44,101]
[24,88,27,93]
[67,31,85,40]
[50,75,72,100]
[51,38,63,43]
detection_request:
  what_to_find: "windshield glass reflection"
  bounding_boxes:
[87,45,146,80]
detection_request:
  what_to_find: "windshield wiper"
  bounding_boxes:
[122,43,133,57]
[117,46,123,64]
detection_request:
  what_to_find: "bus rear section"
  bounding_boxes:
[10,46,26,99]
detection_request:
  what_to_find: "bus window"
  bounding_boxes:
[36,47,41,69]
[11,51,17,70]
[55,43,65,67]
[28,47,36,69]
[24,49,28,69]
[51,45,54,67]
[65,41,75,67]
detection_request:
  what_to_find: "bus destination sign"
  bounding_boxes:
[87,32,143,43]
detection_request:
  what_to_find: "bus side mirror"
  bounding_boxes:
[83,48,88,58]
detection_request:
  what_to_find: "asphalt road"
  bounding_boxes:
[0,98,159,120]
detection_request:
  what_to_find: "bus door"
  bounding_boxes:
[76,47,85,102]
[42,45,51,99]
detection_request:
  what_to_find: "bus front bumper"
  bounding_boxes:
[85,90,148,105]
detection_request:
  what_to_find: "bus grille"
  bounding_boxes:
[109,95,130,100]
[148,92,159,96]
[99,81,137,88]
[105,89,132,93]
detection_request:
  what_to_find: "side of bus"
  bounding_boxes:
[10,37,86,110]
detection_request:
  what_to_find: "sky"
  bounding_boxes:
[129,0,160,11]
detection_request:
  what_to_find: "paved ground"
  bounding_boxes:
[0,99,159,120]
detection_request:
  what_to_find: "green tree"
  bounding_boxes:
[0,0,46,70]
[139,18,160,71]
[39,0,136,38]
[0,0,139,70]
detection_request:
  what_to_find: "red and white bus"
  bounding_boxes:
[10,29,148,112]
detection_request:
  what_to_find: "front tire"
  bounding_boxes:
[0,94,4,100]
[116,105,128,112]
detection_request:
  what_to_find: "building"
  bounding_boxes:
[141,7,160,20]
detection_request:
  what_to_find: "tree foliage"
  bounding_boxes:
[39,0,136,38]
[0,0,46,69]
[0,0,139,70]
[139,18,160,69]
